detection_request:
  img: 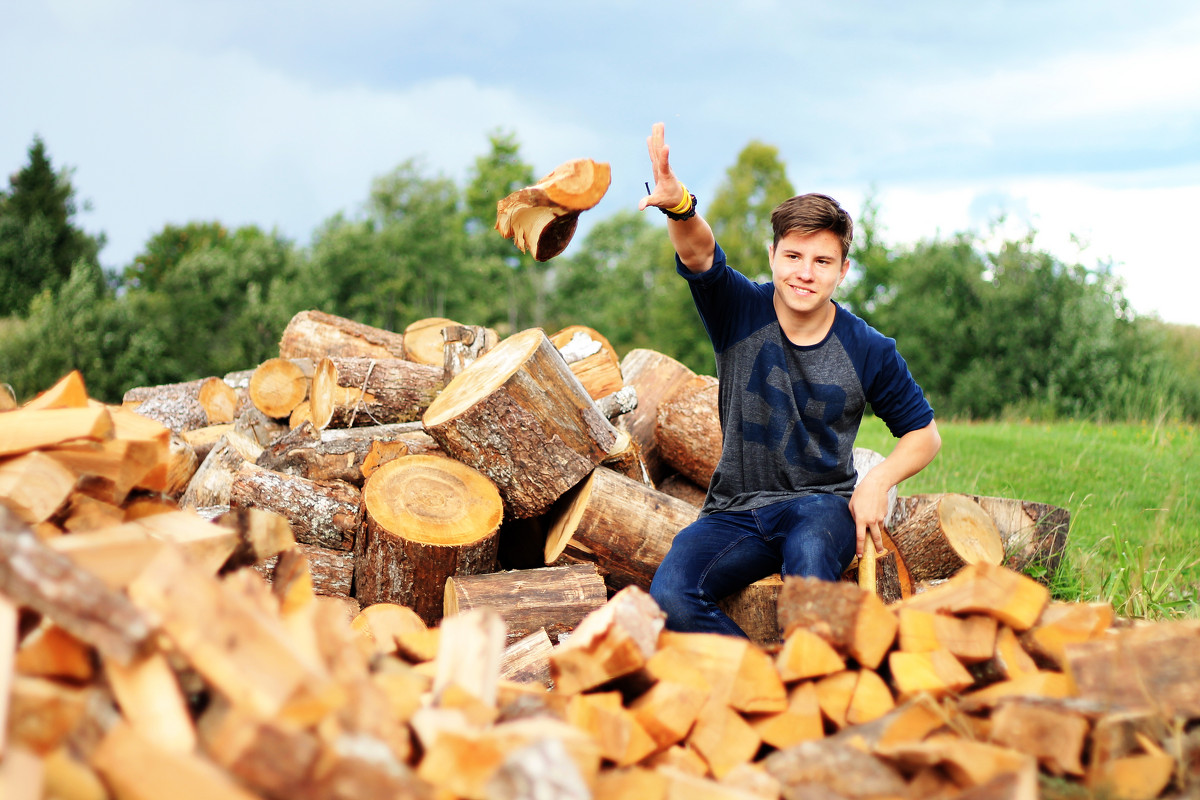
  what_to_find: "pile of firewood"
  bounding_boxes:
[2,309,1198,799]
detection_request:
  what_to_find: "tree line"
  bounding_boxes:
[2,133,1197,422]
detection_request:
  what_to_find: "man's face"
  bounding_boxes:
[769,229,851,321]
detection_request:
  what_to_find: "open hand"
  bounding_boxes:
[639,122,687,212]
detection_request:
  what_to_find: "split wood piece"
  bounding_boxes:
[229,466,362,552]
[627,677,707,751]
[403,316,459,365]
[897,561,1051,631]
[718,574,784,646]
[21,370,89,410]
[814,669,858,729]
[989,698,1089,776]
[1064,619,1200,718]
[179,434,259,510]
[650,631,787,714]
[253,541,356,598]
[1090,710,1173,766]
[103,651,197,754]
[1019,600,1114,669]
[762,738,911,800]
[888,493,1004,583]
[126,545,331,719]
[643,745,709,778]
[848,668,897,726]
[774,626,845,682]
[843,545,905,604]
[45,437,165,506]
[748,680,824,750]
[500,628,554,686]
[289,400,311,429]
[958,670,1076,713]
[0,404,114,458]
[248,357,312,419]
[0,450,77,524]
[991,624,1040,681]
[0,746,41,799]
[777,575,898,669]
[14,622,94,682]
[442,323,500,383]
[91,720,261,800]
[0,508,153,664]
[278,309,407,361]
[888,649,976,700]
[600,427,652,487]
[544,466,698,592]
[255,419,429,487]
[486,737,593,800]
[876,733,1038,792]
[567,690,658,767]
[6,675,95,758]
[495,158,611,261]
[1086,751,1176,800]
[655,374,721,487]
[433,607,506,709]
[357,454,502,625]
[656,472,707,507]
[212,506,295,571]
[351,602,426,656]
[550,325,624,400]
[687,697,762,780]
[0,596,15,756]
[0,382,14,410]
[445,563,608,646]
[595,765,769,800]
[311,355,443,430]
[897,608,998,664]
[46,525,169,589]
[424,328,618,519]
[549,585,666,695]
[617,348,697,485]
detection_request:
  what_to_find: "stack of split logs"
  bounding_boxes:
[2,308,1199,800]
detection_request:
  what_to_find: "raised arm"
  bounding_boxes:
[639,122,716,273]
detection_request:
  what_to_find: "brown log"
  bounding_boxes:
[356,454,502,625]
[655,374,720,487]
[278,309,406,361]
[196,377,238,425]
[255,419,430,487]
[777,575,898,669]
[179,435,257,510]
[310,355,442,431]
[550,325,624,400]
[248,358,312,420]
[617,348,697,485]
[124,380,216,434]
[180,423,235,463]
[499,628,554,687]
[655,472,707,508]
[717,574,784,646]
[599,427,652,487]
[232,400,288,447]
[544,466,698,593]
[494,158,611,261]
[424,328,617,519]
[889,493,1004,583]
[442,324,500,383]
[445,564,608,645]
[229,467,363,552]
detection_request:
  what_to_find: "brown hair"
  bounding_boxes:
[771,193,853,260]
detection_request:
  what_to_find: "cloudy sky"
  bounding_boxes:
[4,1,1199,325]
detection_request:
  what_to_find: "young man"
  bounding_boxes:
[640,122,941,637]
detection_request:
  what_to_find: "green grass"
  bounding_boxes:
[857,415,1200,619]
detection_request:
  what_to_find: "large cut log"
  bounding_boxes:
[278,309,406,361]
[255,419,433,486]
[550,326,624,401]
[888,493,1004,583]
[356,455,503,626]
[124,377,235,434]
[229,468,363,552]
[543,466,699,593]
[617,349,697,485]
[423,328,618,519]
[445,564,608,645]
[495,158,611,261]
[310,356,442,430]
[248,358,312,420]
[655,374,720,487]
[718,574,785,646]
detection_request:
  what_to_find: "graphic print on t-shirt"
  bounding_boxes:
[741,340,846,473]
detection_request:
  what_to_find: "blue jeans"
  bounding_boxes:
[649,493,857,638]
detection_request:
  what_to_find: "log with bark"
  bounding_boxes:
[550,325,624,401]
[248,358,313,420]
[495,158,611,261]
[278,309,406,361]
[310,356,442,430]
[423,328,618,519]
[888,493,1005,583]
[617,348,697,485]
[654,374,721,488]
[356,454,503,625]
[254,420,432,487]
[229,468,363,553]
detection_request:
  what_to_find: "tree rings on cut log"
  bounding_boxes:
[403,317,458,366]
[423,328,617,519]
[248,358,312,420]
[543,466,699,593]
[356,455,502,626]
[889,494,1004,583]
[310,356,442,430]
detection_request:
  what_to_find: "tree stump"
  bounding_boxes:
[444,564,608,645]
[543,466,699,593]
[655,374,721,487]
[617,349,697,486]
[310,356,442,430]
[889,494,1004,583]
[423,328,617,519]
[356,455,503,626]
[278,309,406,361]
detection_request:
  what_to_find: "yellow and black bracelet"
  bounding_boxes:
[662,184,698,221]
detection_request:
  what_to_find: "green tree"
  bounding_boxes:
[705,141,794,277]
[121,221,228,291]
[0,136,105,316]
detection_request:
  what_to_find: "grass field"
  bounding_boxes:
[856,415,1200,619]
